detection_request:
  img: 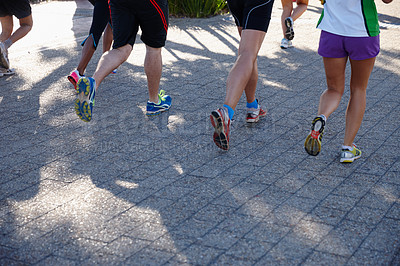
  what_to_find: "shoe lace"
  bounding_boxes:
[159,90,166,100]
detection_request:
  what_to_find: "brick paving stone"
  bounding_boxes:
[255,236,314,265]
[242,169,280,186]
[319,194,360,211]
[381,171,400,185]
[193,203,236,224]
[303,251,348,266]
[216,213,262,237]
[360,218,400,254]
[95,236,151,260]
[304,206,348,226]
[357,190,397,211]
[291,220,333,244]
[164,254,192,265]
[345,205,387,226]
[316,220,375,257]
[125,247,175,264]
[196,228,240,250]
[213,254,255,265]
[0,245,14,259]
[347,248,395,266]
[225,238,272,261]
[245,222,291,244]
[150,232,196,253]
[37,255,81,265]
[274,172,311,194]
[385,203,400,220]
[332,173,380,198]
[179,244,224,265]
[0,257,25,265]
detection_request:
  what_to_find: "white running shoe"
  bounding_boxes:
[280,38,293,49]
[0,42,10,69]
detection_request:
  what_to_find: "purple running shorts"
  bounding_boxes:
[318,30,380,60]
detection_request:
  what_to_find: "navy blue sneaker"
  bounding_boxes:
[146,90,172,116]
[75,77,96,122]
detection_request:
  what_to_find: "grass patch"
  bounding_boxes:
[169,0,227,18]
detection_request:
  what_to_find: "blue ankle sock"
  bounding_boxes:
[246,99,258,109]
[223,104,234,120]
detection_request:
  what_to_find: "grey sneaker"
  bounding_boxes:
[0,67,15,77]
[246,100,267,123]
[0,42,9,69]
[280,38,293,49]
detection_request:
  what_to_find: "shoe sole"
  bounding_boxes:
[285,18,294,40]
[67,75,78,91]
[304,134,321,156]
[75,78,93,122]
[0,45,9,69]
[0,68,15,76]
[340,157,360,163]
[304,119,323,156]
[247,117,259,123]
[210,111,229,150]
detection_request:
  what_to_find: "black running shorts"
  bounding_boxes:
[109,0,168,49]
[81,0,112,49]
[0,0,32,19]
[227,0,275,32]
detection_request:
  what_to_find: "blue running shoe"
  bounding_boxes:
[146,90,172,116]
[75,77,96,122]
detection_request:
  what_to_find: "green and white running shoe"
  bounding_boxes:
[146,90,172,116]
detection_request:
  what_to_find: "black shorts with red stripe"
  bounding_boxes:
[109,0,168,49]
[81,0,112,49]
[227,0,274,32]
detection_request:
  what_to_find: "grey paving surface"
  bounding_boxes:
[1,0,399,265]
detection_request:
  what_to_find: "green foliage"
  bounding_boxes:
[169,0,227,18]
[29,0,47,3]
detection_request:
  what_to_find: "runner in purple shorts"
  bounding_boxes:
[304,0,393,163]
[68,0,114,90]
[0,0,33,76]
[73,0,171,122]
[210,0,274,150]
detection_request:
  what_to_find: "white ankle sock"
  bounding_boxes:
[342,145,353,151]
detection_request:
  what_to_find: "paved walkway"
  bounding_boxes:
[1,1,399,265]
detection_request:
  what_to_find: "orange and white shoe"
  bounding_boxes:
[67,70,84,91]
[304,116,325,156]
[210,107,231,150]
[246,100,267,123]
